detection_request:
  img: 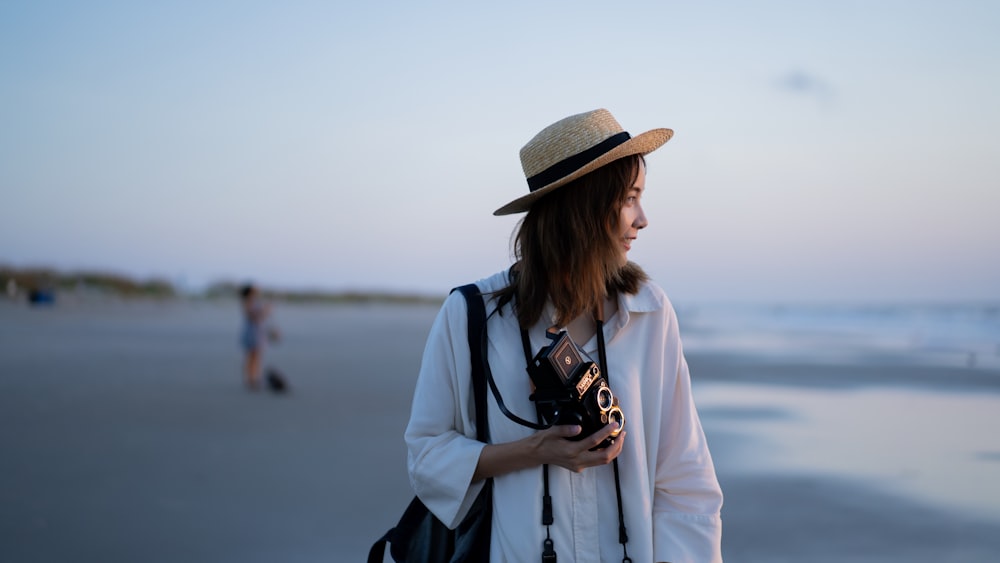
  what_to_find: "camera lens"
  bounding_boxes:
[596,385,614,411]
[607,407,624,436]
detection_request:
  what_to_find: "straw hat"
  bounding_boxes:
[494,108,673,216]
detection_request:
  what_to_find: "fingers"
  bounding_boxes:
[582,421,621,450]
[542,423,625,472]
[585,424,625,462]
[603,429,625,458]
[570,430,625,471]
[550,424,583,439]
[548,422,622,450]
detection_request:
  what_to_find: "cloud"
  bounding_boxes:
[774,69,836,105]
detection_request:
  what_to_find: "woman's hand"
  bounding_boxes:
[534,423,625,472]
[473,423,624,481]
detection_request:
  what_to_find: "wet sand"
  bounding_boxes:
[1,299,999,562]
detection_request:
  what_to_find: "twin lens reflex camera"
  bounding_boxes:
[526,330,624,449]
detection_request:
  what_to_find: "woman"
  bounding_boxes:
[405,109,723,562]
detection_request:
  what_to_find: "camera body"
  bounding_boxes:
[527,330,624,449]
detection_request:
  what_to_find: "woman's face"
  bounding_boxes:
[615,160,648,266]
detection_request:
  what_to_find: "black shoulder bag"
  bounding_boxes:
[367,283,493,563]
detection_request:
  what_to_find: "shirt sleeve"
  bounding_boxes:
[404,291,488,529]
[653,306,724,563]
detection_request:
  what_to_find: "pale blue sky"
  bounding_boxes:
[2,1,998,302]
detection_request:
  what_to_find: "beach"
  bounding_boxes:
[1,297,999,562]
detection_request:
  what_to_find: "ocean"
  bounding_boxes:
[678,301,1000,370]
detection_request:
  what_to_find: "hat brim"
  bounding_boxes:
[493,128,673,216]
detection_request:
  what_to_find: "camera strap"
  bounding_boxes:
[520,318,631,563]
[596,317,632,563]
[480,318,551,431]
[594,303,632,559]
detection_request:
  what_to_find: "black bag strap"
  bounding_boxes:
[454,283,490,443]
[367,284,491,563]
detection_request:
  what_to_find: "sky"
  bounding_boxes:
[2,1,998,303]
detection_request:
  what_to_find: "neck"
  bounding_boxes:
[564,293,618,344]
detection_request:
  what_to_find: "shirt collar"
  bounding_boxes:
[619,280,664,314]
[539,281,663,330]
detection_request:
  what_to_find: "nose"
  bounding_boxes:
[634,204,648,230]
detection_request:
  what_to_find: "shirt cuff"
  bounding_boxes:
[414,439,487,529]
[653,510,723,563]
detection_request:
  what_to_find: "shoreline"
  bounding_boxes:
[689,353,1000,392]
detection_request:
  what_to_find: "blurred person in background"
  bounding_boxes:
[239,283,272,390]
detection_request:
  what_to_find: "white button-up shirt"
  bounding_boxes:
[405,270,723,562]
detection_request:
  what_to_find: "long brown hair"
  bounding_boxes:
[496,154,648,328]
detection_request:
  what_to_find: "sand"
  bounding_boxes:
[1,298,999,562]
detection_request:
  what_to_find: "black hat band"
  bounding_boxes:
[525,131,631,192]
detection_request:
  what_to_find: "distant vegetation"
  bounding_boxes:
[203,280,442,305]
[1,266,175,298]
[0,265,442,305]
